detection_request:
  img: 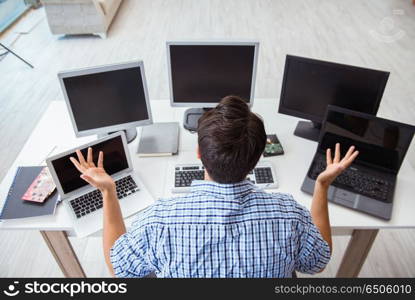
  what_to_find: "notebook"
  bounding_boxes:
[0,166,60,220]
[137,122,180,157]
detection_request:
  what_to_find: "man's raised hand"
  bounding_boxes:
[69,147,115,193]
[316,143,359,188]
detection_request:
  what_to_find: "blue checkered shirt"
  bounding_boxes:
[110,180,331,277]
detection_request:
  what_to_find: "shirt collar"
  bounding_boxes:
[190,180,256,199]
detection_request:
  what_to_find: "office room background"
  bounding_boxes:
[0,0,414,277]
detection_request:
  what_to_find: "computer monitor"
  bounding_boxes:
[167,41,259,131]
[278,55,390,141]
[58,61,153,142]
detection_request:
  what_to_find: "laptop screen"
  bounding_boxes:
[319,108,415,173]
[51,135,128,194]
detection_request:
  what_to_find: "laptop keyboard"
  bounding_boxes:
[69,175,139,219]
[309,157,391,202]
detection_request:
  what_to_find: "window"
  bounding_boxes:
[0,0,32,33]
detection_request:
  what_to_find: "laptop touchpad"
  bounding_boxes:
[333,188,357,207]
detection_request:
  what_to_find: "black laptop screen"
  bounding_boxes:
[319,109,415,173]
[51,136,128,194]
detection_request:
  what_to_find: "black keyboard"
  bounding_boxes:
[174,163,277,190]
[69,175,139,219]
[175,166,204,187]
[252,167,274,184]
[309,157,391,202]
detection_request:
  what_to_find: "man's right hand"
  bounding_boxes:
[317,143,359,188]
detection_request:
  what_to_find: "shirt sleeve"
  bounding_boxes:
[294,205,331,274]
[110,206,156,278]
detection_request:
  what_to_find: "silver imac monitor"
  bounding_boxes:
[58,61,153,142]
[167,41,259,131]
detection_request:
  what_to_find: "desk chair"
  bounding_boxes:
[0,42,34,68]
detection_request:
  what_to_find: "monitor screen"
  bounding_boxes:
[51,136,128,194]
[319,108,415,173]
[62,66,149,132]
[169,44,256,104]
[279,55,389,123]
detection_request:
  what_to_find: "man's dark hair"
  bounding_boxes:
[197,95,266,183]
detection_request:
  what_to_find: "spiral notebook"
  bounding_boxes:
[0,166,60,220]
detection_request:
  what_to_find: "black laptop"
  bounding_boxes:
[302,105,415,220]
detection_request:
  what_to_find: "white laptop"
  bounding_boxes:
[46,132,154,238]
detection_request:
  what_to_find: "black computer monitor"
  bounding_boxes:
[58,61,153,143]
[167,41,259,131]
[278,55,390,141]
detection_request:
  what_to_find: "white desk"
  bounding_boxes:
[1,99,415,277]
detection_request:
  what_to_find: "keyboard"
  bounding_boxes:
[309,157,391,202]
[172,162,278,193]
[69,175,139,219]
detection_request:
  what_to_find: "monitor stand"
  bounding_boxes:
[183,108,212,132]
[98,128,137,143]
[293,121,321,142]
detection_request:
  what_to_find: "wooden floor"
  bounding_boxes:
[0,0,414,277]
